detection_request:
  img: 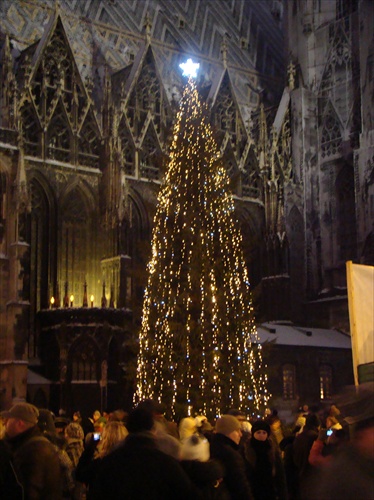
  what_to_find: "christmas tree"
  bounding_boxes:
[136,75,269,420]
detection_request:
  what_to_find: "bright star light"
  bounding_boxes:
[179,58,200,78]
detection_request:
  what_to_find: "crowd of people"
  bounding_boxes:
[0,383,373,499]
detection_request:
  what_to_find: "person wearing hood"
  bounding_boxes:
[244,420,287,500]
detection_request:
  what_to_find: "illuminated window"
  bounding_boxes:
[283,364,296,399]
[320,364,333,400]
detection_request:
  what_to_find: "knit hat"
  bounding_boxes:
[251,419,271,436]
[215,415,241,437]
[179,417,197,440]
[1,403,39,425]
[180,434,210,462]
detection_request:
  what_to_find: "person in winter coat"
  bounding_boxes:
[89,407,193,500]
[75,420,128,498]
[292,413,320,500]
[210,414,254,500]
[180,433,229,499]
[244,420,287,500]
[1,402,62,499]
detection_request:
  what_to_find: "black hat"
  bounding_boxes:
[127,407,154,433]
[251,419,271,436]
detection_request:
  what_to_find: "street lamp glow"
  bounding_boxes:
[179,58,200,78]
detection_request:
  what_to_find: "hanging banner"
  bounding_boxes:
[346,261,374,385]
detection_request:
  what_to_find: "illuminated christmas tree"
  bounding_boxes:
[136,73,269,420]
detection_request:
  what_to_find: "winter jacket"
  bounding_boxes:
[65,438,84,468]
[210,433,254,500]
[181,458,230,500]
[89,431,193,500]
[244,437,287,500]
[5,425,62,500]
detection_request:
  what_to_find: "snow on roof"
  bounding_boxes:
[256,322,352,349]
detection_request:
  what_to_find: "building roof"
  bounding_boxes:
[257,322,352,349]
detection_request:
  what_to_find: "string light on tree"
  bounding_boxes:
[135,71,270,420]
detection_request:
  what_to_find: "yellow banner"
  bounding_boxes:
[346,261,374,385]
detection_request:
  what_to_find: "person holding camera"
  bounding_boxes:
[75,421,128,499]
[308,427,347,469]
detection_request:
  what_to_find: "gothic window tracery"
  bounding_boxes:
[212,77,246,156]
[78,114,100,168]
[127,55,164,138]
[118,116,135,176]
[20,101,40,156]
[139,131,161,180]
[69,338,99,382]
[241,149,262,199]
[321,110,342,158]
[47,105,71,162]
[222,146,239,193]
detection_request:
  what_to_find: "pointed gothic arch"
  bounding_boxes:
[125,46,171,141]
[210,71,247,157]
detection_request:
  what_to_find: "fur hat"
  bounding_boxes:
[251,419,271,436]
[180,434,210,462]
[1,403,39,425]
[179,417,197,440]
[65,422,84,440]
[215,415,241,437]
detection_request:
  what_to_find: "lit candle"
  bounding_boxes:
[50,297,55,309]
[70,294,74,307]
[90,295,94,308]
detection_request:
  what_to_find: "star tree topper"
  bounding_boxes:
[179,58,200,78]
